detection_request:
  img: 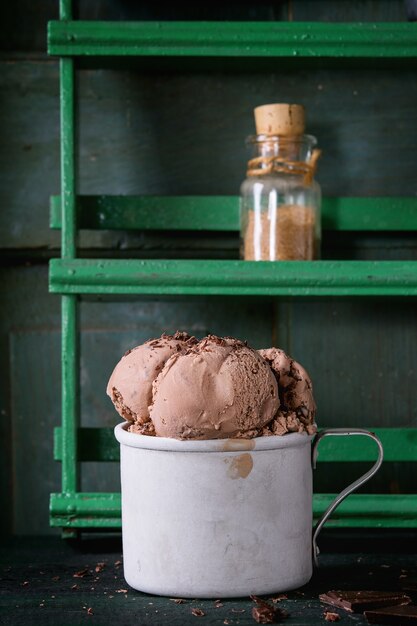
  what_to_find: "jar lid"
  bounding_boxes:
[254,103,305,136]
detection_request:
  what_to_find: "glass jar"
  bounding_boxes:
[240,107,321,261]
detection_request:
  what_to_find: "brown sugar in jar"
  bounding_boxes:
[240,104,321,261]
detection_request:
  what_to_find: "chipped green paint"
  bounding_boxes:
[61,296,79,494]
[59,0,79,499]
[50,195,417,232]
[48,21,417,58]
[49,259,417,297]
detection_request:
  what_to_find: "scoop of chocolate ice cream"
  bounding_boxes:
[106,332,196,425]
[149,335,279,439]
[258,348,316,435]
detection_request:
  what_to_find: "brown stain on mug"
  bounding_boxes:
[226,453,253,479]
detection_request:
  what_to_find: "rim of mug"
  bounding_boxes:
[114,422,314,452]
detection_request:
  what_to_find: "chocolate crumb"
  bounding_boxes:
[252,605,276,624]
[191,607,205,617]
[71,584,78,591]
[214,600,224,608]
[87,607,93,616]
[271,595,288,604]
[73,568,90,578]
[170,598,186,604]
[114,560,122,567]
[232,608,246,613]
[95,562,106,573]
[324,611,341,622]
[21,581,29,586]
[115,589,128,594]
[251,595,287,623]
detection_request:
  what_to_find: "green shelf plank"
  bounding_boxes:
[50,195,417,233]
[53,426,417,463]
[313,494,417,528]
[49,259,417,296]
[50,493,121,528]
[49,492,417,528]
[48,21,417,58]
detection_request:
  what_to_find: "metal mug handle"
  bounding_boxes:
[311,428,384,567]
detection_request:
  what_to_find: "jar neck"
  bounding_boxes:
[247,134,317,162]
[246,134,320,183]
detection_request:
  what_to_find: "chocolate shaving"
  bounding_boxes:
[324,612,341,622]
[73,568,90,579]
[191,608,205,617]
[270,595,288,604]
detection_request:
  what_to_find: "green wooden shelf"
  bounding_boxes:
[50,195,417,232]
[53,427,417,463]
[48,21,417,58]
[50,493,121,528]
[49,492,417,529]
[49,2,417,533]
[49,259,417,297]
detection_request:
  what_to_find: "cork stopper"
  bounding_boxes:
[254,103,305,136]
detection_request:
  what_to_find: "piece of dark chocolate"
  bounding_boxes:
[250,595,287,623]
[319,590,411,613]
[365,604,417,624]
[401,578,417,592]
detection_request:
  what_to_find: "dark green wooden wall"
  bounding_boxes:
[1,0,416,535]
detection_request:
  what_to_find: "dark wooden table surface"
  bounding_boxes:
[1,532,417,626]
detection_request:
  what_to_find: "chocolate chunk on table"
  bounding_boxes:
[401,578,417,592]
[319,591,411,613]
[365,604,417,624]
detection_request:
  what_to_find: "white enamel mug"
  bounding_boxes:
[114,423,383,598]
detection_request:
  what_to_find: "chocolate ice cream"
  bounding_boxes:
[106,331,196,430]
[259,348,316,436]
[107,333,316,439]
[150,335,278,439]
